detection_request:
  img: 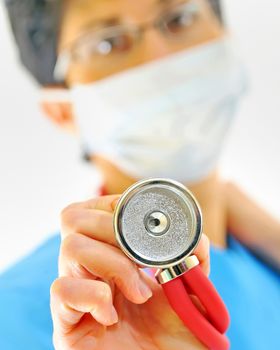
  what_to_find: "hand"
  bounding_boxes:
[51,195,210,350]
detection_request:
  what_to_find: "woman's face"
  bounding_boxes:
[59,0,223,85]
[40,0,226,191]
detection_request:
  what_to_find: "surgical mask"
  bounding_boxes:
[71,37,247,183]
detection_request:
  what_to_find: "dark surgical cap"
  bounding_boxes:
[4,0,224,86]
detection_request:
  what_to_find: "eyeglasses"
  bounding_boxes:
[55,1,200,81]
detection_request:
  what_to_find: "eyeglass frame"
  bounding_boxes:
[54,0,201,82]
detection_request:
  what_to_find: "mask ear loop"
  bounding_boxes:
[158,258,230,350]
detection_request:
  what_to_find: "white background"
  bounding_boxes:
[0,0,279,271]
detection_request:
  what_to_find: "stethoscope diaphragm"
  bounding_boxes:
[113,178,202,268]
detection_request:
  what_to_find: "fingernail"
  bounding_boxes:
[138,279,153,300]
[110,306,118,324]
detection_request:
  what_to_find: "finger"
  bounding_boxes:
[61,195,120,217]
[50,276,118,333]
[61,207,117,246]
[60,233,153,304]
[193,233,210,276]
[61,203,210,275]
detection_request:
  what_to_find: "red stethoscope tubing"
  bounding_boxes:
[161,265,230,350]
[183,265,229,333]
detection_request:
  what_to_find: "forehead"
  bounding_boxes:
[61,0,175,44]
[65,0,170,12]
[63,0,172,23]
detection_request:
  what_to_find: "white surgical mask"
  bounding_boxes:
[71,37,247,183]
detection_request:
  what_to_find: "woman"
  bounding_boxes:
[2,0,280,349]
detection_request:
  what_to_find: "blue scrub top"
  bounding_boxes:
[0,233,279,350]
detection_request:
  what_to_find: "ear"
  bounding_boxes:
[39,87,77,134]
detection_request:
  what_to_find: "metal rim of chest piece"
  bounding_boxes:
[113,178,203,269]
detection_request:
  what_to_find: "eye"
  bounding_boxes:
[164,3,199,35]
[96,32,135,56]
[167,13,193,32]
[71,27,138,62]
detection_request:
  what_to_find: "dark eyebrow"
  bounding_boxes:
[156,0,180,10]
[81,17,120,33]
[157,0,173,4]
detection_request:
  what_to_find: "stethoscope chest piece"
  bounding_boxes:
[113,178,202,269]
[113,178,230,350]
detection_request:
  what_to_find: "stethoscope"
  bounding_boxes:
[113,178,230,350]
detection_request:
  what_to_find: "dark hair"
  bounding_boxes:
[5,0,223,86]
